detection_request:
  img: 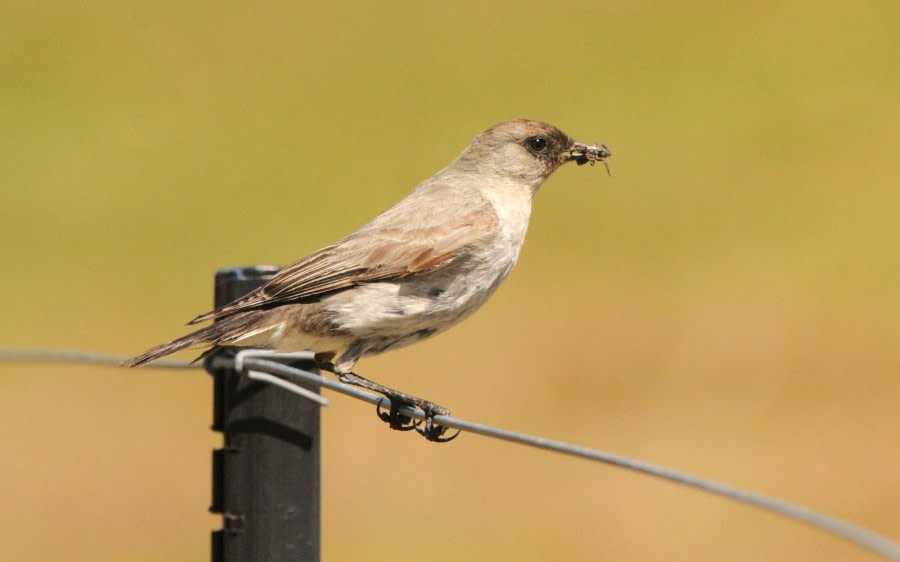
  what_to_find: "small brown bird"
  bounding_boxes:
[124,119,610,433]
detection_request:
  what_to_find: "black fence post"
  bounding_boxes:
[206,266,321,562]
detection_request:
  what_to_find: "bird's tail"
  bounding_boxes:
[121,311,266,367]
[121,324,219,367]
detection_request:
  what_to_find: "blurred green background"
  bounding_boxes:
[1,2,897,560]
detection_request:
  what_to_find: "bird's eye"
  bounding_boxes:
[526,137,547,153]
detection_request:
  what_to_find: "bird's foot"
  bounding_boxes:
[376,396,459,442]
[374,396,416,431]
[414,411,459,443]
[318,361,459,442]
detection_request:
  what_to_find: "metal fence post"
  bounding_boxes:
[206,266,321,562]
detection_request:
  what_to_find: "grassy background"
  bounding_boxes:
[1,2,897,560]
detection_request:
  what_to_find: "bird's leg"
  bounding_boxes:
[316,358,457,442]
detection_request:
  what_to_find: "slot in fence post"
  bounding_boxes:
[206,266,321,562]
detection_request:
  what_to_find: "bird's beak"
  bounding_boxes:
[564,141,612,169]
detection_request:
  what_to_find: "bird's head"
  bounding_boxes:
[454,119,610,192]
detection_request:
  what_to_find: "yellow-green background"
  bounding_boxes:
[1,2,897,560]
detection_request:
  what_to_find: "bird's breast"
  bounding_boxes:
[321,229,525,341]
[320,182,535,344]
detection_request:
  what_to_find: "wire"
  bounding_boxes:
[246,370,329,406]
[3,347,900,561]
[0,348,200,369]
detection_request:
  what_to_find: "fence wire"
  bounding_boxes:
[2,347,899,561]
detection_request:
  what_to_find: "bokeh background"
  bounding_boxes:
[1,2,897,560]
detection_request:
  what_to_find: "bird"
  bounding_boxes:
[124,119,610,438]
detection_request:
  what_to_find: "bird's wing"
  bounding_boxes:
[188,208,497,324]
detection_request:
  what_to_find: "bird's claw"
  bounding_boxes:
[375,397,459,442]
[414,416,460,442]
[376,398,416,431]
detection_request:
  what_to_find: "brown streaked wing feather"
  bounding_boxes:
[189,210,497,324]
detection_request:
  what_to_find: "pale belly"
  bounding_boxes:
[227,255,515,362]
[322,252,515,344]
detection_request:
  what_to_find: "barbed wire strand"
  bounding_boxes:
[2,348,899,561]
